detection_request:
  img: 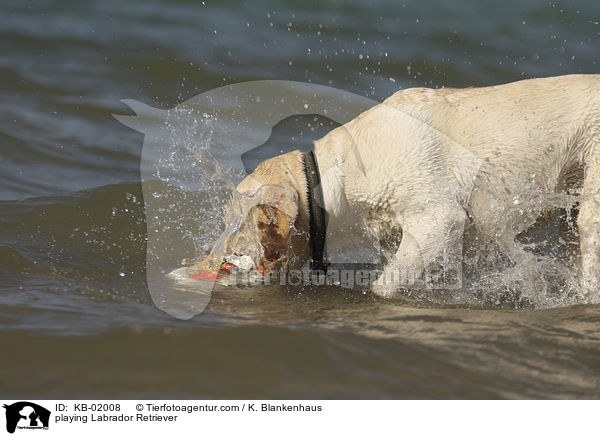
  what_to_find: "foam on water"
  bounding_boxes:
[153,161,590,312]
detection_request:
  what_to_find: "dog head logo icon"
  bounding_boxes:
[3,402,50,434]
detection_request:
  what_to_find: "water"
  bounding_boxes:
[2,0,600,398]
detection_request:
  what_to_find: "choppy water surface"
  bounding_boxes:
[2,0,600,398]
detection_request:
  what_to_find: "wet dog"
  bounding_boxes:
[215,74,600,299]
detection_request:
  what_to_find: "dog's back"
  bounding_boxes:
[385,74,600,193]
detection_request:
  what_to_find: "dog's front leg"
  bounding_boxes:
[578,145,600,302]
[370,205,466,297]
[578,200,600,302]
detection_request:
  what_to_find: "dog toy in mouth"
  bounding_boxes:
[189,257,241,280]
[168,254,262,284]
[223,254,255,272]
[167,253,223,282]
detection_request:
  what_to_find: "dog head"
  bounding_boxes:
[199,151,312,280]
[210,182,304,276]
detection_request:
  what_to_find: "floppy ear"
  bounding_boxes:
[252,186,298,262]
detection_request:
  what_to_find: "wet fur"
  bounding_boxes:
[230,74,600,300]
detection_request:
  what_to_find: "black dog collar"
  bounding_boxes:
[302,150,328,272]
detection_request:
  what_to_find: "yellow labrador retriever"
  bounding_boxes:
[219,74,600,299]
